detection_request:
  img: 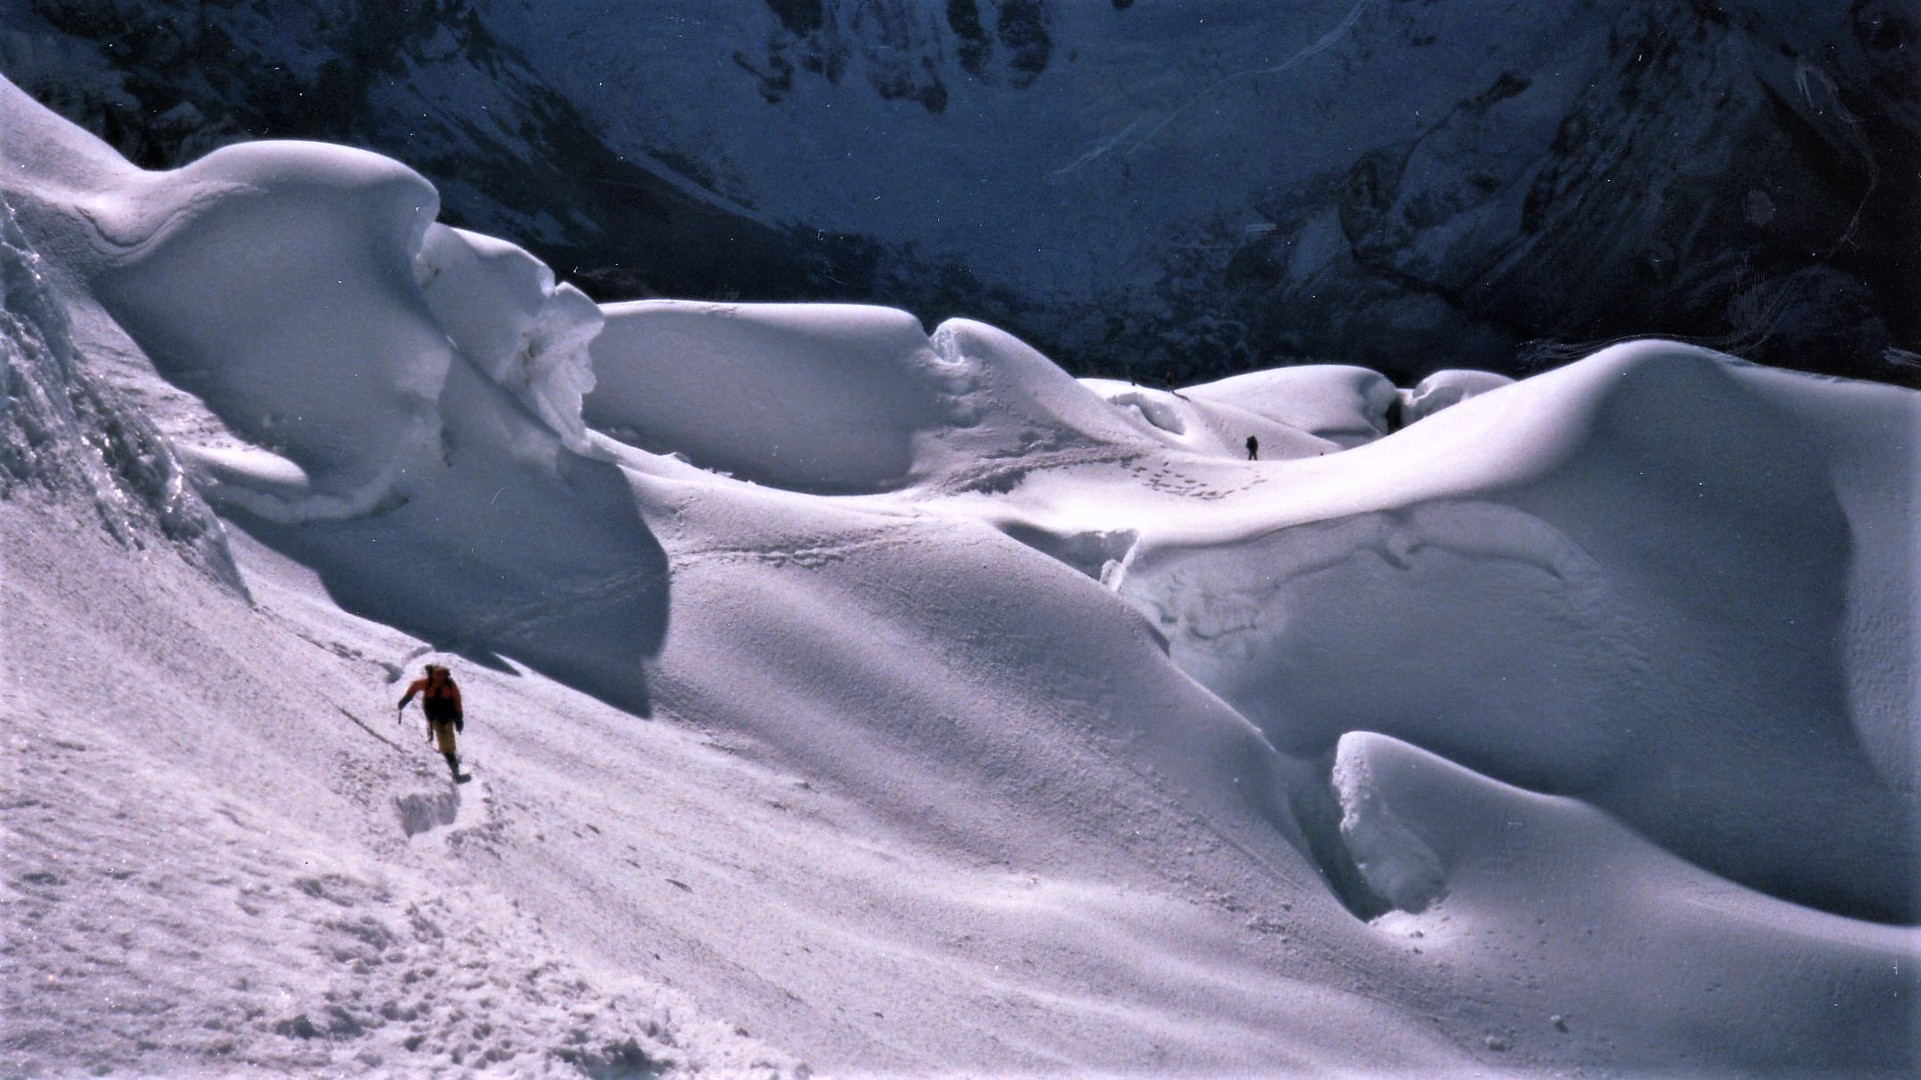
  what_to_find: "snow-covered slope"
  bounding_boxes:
[4,74,1918,1078]
[5,0,1915,385]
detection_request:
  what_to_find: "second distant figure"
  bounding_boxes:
[399,663,464,780]
[1245,435,1260,460]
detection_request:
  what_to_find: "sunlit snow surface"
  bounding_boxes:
[3,76,1918,1078]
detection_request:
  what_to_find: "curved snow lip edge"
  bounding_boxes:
[182,444,412,524]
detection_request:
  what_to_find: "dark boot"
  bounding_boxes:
[444,751,460,778]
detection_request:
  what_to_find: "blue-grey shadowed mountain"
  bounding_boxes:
[6,0,1915,387]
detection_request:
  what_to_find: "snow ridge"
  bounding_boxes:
[416,224,601,457]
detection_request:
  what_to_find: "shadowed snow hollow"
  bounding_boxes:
[1335,731,1917,1072]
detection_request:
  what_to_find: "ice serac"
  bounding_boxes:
[584,303,1156,495]
[1,192,240,589]
[0,85,672,714]
[415,223,601,456]
[920,317,1161,468]
[82,139,450,520]
[1183,364,1399,448]
[1399,369,1513,424]
[1330,731,1448,915]
[1118,341,1920,923]
[587,300,950,494]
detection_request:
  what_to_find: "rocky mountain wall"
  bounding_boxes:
[4,0,1914,385]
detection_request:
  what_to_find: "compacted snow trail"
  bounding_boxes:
[4,74,1917,1078]
[1,510,803,1078]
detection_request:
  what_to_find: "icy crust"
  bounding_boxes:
[1117,341,1920,923]
[415,224,601,455]
[77,138,451,519]
[0,194,239,589]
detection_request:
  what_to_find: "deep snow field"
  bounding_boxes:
[3,72,1919,1078]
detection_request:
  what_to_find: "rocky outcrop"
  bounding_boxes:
[1230,0,1918,383]
[734,0,1054,108]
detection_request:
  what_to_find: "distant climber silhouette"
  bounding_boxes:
[399,663,465,780]
[1246,435,1259,460]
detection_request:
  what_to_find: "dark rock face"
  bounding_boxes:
[10,0,872,306]
[1072,0,1916,385]
[765,0,827,36]
[939,0,1054,87]
[1295,1,1917,382]
[735,0,1056,108]
[5,0,1913,386]
[947,0,992,77]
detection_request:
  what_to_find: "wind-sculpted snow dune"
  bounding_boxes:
[3,76,1916,1078]
[1111,344,1919,923]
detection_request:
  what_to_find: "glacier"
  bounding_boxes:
[3,69,1918,1078]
